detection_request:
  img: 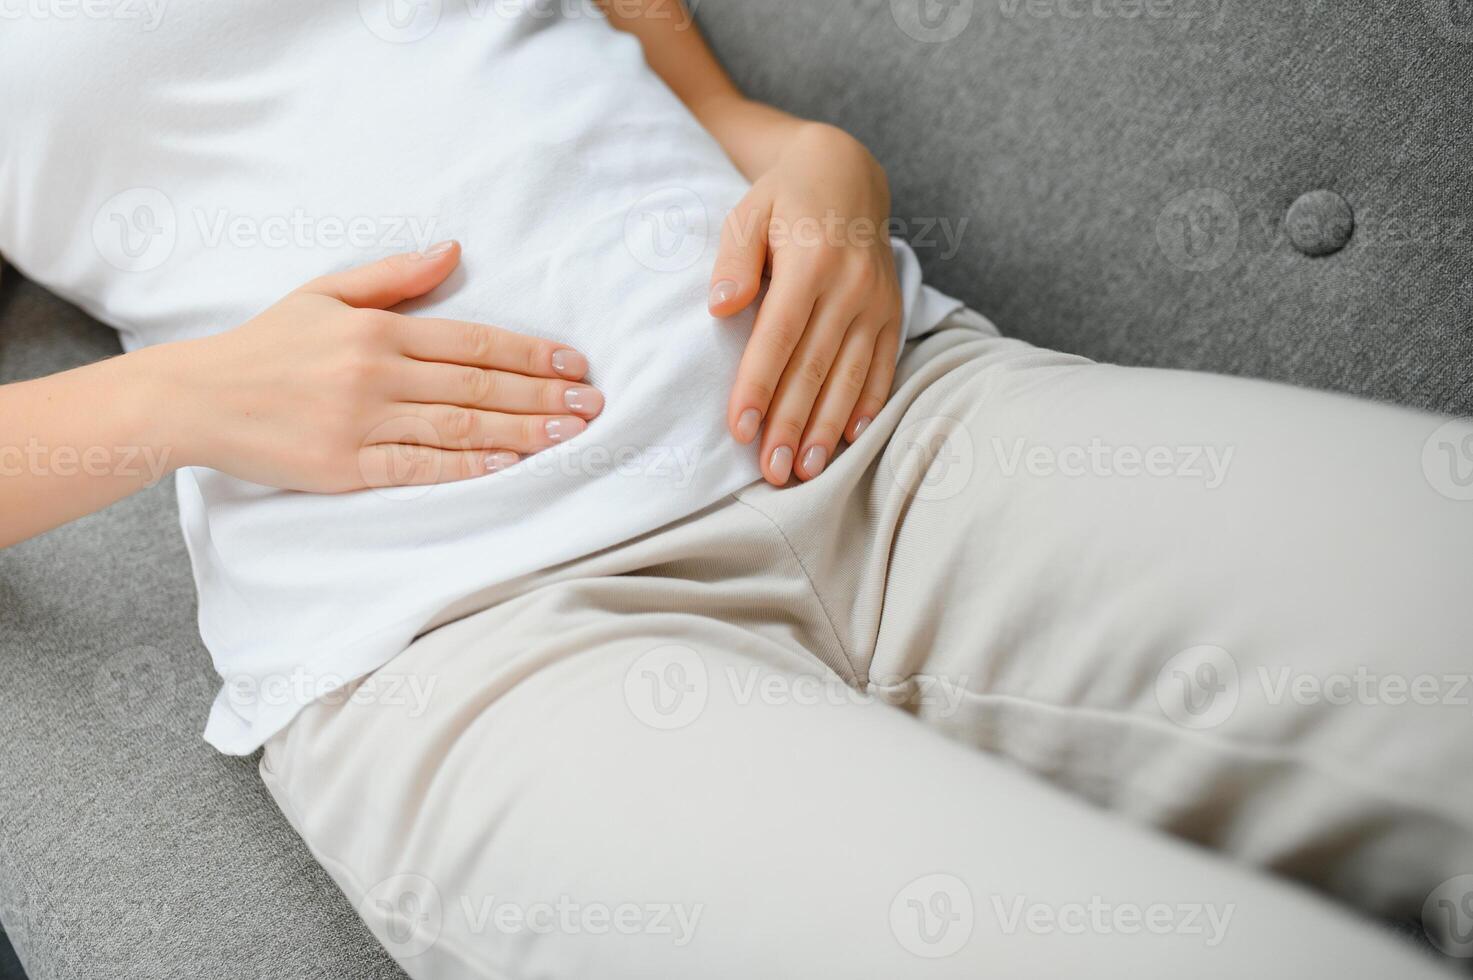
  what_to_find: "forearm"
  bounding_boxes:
[597,0,810,179]
[0,349,183,549]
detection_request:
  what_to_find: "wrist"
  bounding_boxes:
[786,122,886,178]
[112,339,211,474]
[695,95,809,181]
[778,123,893,216]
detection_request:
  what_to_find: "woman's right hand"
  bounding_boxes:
[149,241,603,492]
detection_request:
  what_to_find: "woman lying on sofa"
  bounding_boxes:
[1,1,1469,976]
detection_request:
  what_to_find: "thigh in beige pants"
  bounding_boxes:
[261,312,1473,978]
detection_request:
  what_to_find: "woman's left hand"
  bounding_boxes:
[707,123,904,486]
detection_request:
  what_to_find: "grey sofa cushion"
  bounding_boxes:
[1,2,1468,978]
[699,0,1473,415]
[0,275,405,980]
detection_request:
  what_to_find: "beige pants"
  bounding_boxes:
[262,312,1473,978]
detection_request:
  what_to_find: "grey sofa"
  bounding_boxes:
[1,1,1469,977]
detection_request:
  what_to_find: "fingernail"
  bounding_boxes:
[545,417,587,443]
[551,349,588,379]
[735,408,762,444]
[564,387,604,416]
[709,279,740,309]
[852,417,872,440]
[484,451,518,474]
[802,445,828,478]
[769,446,794,483]
[415,240,456,260]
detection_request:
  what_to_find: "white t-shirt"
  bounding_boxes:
[0,0,962,754]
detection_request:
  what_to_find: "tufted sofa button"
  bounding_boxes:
[1286,190,1355,257]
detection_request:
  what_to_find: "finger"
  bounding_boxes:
[796,322,878,481]
[727,272,818,445]
[759,294,854,486]
[374,404,588,455]
[299,240,461,309]
[357,443,518,489]
[847,320,901,443]
[709,195,771,317]
[396,362,605,419]
[396,317,589,380]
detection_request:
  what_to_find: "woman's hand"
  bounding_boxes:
[150,242,603,492]
[707,123,904,486]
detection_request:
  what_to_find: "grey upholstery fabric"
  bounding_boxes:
[0,2,1468,977]
[698,0,1473,415]
[0,276,406,980]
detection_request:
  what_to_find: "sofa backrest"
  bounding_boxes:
[695,0,1473,414]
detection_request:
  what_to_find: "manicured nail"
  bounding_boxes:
[735,408,762,444]
[551,349,588,379]
[709,279,740,309]
[769,446,794,483]
[416,240,456,260]
[802,445,828,478]
[484,451,518,474]
[545,417,587,443]
[564,387,604,416]
[852,417,872,441]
